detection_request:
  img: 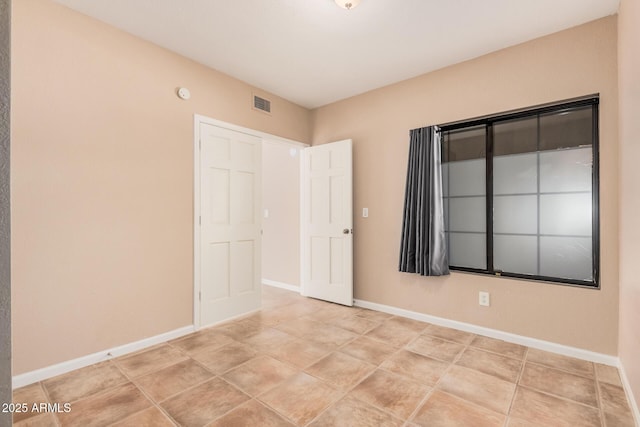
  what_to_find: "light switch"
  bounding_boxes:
[263,209,269,219]
[362,208,369,218]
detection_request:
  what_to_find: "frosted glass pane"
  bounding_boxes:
[442,163,449,196]
[540,193,592,236]
[494,153,538,195]
[449,197,485,232]
[493,195,537,234]
[539,148,592,193]
[448,159,485,197]
[449,232,486,269]
[540,236,592,280]
[494,235,538,275]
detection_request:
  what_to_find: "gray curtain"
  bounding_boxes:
[399,126,449,276]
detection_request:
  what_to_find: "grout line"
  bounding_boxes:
[523,359,597,381]
[504,346,528,426]
[594,367,606,427]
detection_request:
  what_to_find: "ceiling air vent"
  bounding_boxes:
[253,95,271,114]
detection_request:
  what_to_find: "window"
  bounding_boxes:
[441,97,599,287]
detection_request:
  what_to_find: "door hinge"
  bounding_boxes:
[199,139,202,150]
[199,291,201,301]
[199,216,201,226]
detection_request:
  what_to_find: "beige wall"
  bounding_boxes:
[11,0,311,374]
[312,17,619,354]
[262,141,301,288]
[618,0,640,412]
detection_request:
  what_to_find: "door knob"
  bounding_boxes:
[343,228,352,234]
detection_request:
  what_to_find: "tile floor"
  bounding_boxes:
[13,285,637,427]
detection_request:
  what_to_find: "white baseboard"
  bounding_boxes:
[354,298,619,367]
[262,279,300,293]
[618,361,640,426]
[13,325,194,389]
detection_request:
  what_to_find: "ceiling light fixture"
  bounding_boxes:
[335,0,361,10]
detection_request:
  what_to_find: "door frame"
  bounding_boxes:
[193,114,306,330]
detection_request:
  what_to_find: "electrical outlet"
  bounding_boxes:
[362,208,369,218]
[479,291,490,307]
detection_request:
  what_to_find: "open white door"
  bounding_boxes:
[301,139,353,306]
[197,123,261,327]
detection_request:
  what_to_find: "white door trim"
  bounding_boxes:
[193,114,306,329]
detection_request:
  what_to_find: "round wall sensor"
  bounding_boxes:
[177,87,191,100]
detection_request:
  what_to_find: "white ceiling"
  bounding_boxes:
[54,0,619,109]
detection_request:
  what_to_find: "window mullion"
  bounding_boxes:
[486,123,494,273]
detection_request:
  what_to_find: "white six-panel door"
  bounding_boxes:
[301,140,353,306]
[198,123,261,327]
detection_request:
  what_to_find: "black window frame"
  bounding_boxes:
[440,96,600,288]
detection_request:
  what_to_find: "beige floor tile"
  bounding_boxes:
[470,336,527,359]
[365,320,424,348]
[12,383,51,423]
[305,352,376,390]
[387,316,429,332]
[161,378,249,427]
[57,383,151,427]
[509,386,601,427]
[291,298,331,314]
[437,365,515,415]
[190,341,257,375]
[325,314,380,335]
[266,338,333,368]
[339,336,398,365]
[305,304,356,322]
[305,323,359,348]
[207,399,295,427]
[520,362,597,407]
[380,349,448,386]
[115,345,188,378]
[412,390,505,427]
[349,369,430,420]
[276,301,322,318]
[506,416,546,427]
[135,359,213,402]
[109,406,175,427]
[259,372,341,426]
[354,309,394,323]
[596,363,624,387]
[241,328,296,353]
[43,361,127,404]
[456,348,522,383]
[525,348,594,378]
[274,318,325,338]
[222,355,298,396]
[246,308,300,326]
[12,412,58,427]
[215,318,264,341]
[603,409,636,427]
[406,334,465,363]
[169,329,235,355]
[599,382,634,417]
[309,395,404,427]
[424,325,475,345]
